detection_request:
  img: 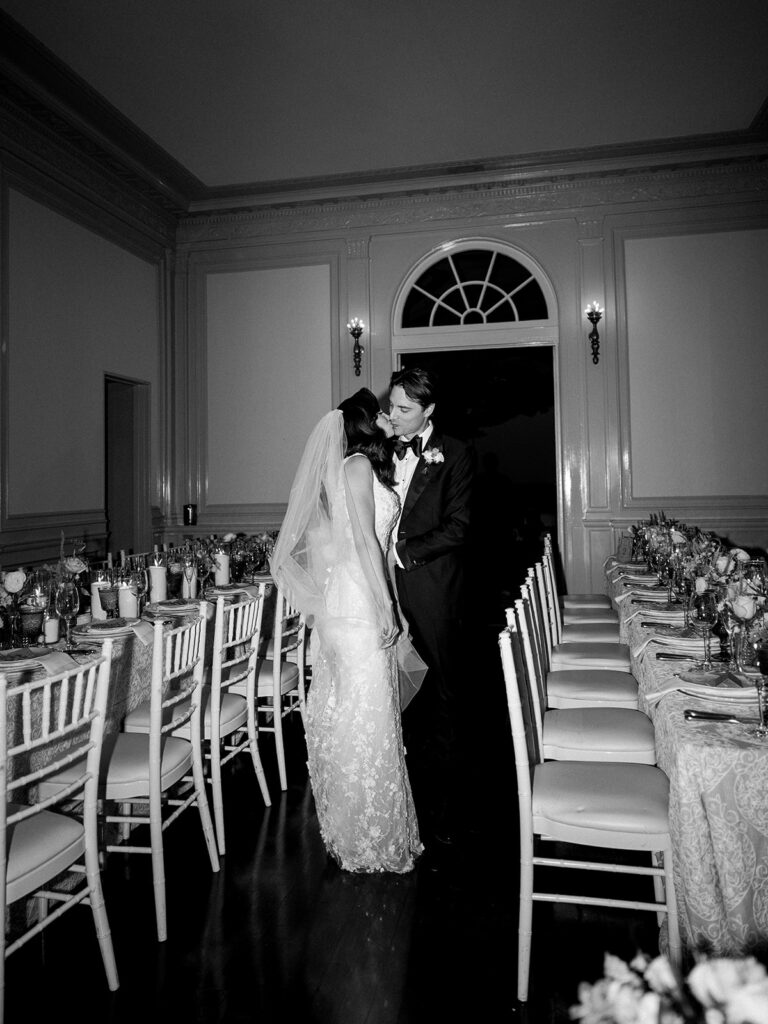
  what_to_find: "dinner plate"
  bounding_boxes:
[154,599,199,613]
[676,670,759,704]
[73,621,136,639]
[88,618,140,631]
[0,646,52,664]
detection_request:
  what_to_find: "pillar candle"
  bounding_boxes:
[148,565,167,602]
[214,553,230,586]
[90,582,107,620]
[118,583,139,619]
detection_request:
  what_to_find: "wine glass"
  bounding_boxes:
[689,590,718,670]
[751,641,768,738]
[130,569,148,615]
[55,579,80,651]
[98,580,120,620]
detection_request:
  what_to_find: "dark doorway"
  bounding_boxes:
[104,375,151,559]
[400,347,556,624]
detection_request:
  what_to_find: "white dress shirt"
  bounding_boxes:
[392,423,433,567]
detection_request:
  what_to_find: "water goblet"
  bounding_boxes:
[689,590,718,670]
[98,582,120,620]
[55,580,80,651]
[17,604,44,647]
[751,642,768,738]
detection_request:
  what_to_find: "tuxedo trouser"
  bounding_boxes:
[396,575,465,827]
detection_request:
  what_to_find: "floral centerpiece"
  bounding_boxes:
[0,568,28,646]
[570,951,768,1024]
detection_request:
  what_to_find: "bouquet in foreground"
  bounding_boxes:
[570,952,768,1023]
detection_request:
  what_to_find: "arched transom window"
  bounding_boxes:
[401,248,549,329]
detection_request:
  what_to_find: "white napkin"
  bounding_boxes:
[131,620,155,647]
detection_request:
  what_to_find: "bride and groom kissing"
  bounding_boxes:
[271,366,474,873]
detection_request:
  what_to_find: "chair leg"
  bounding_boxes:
[191,740,221,874]
[209,735,226,857]
[245,709,271,807]
[518,842,534,1003]
[149,810,168,942]
[272,702,288,791]
[84,834,120,990]
[662,851,682,968]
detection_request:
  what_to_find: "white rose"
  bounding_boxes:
[688,958,768,1009]
[223,532,237,543]
[724,980,768,1023]
[731,595,757,621]
[3,570,26,594]
[63,556,88,575]
[695,576,709,595]
[715,555,734,575]
[731,548,751,563]
[671,530,687,544]
[643,955,678,995]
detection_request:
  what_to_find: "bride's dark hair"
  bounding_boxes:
[338,393,395,488]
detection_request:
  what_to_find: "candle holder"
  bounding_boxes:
[585,302,603,365]
[347,318,365,377]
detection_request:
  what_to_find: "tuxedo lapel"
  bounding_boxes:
[401,428,444,521]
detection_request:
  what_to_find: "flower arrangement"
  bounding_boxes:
[42,533,89,584]
[570,951,768,1024]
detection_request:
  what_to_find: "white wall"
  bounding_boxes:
[5,189,162,547]
[205,264,332,506]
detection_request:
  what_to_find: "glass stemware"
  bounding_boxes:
[98,582,120,620]
[751,642,768,738]
[689,590,718,670]
[55,579,80,651]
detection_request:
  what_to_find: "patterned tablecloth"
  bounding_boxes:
[3,580,274,783]
[606,557,768,955]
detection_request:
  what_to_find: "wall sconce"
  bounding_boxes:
[585,302,603,365]
[347,318,365,376]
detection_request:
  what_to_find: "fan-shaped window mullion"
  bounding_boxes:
[400,248,549,329]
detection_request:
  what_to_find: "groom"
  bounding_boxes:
[388,367,474,846]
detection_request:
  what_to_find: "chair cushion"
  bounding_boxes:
[560,622,620,644]
[543,708,655,762]
[550,642,632,671]
[562,607,618,625]
[6,803,85,903]
[532,761,670,838]
[562,594,612,609]
[124,692,247,739]
[230,659,299,697]
[38,734,193,803]
[546,668,638,709]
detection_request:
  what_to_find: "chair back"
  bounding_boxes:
[521,573,552,671]
[270,587,306,661]
[148,605,207,769]
[498,628,539,836]
[541,547,565,640]
[1,640,114,904]
[212,587,266,702]
[511,597,548,748]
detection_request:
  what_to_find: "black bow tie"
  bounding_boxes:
[394,436,423,461]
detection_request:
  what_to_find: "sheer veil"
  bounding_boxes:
[270,409,427,707]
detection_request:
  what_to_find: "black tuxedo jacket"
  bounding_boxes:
[394,429,474,620]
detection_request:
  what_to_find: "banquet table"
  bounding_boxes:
[2,577,274,786]
[605,556,768,956]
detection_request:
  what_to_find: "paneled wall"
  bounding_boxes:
[177,158,768,591]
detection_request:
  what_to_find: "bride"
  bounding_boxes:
[270,390,425,872]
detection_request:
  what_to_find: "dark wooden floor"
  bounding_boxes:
[5,617,665,1024]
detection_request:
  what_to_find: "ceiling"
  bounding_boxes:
[1,0,767,194]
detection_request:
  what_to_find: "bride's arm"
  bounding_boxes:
[343,454,397,645]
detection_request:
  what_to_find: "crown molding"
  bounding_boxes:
[0,11,205,215]
[177,154,768,244]
[2,7,766,234]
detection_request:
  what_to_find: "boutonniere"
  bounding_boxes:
[421,447,444,474]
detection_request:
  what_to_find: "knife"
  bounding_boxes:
[684,709,757,725]
[655,651,725,661]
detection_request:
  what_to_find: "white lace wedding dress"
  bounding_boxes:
[305,466,423,873]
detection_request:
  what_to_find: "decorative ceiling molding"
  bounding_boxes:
[0,96,177,247]
[177,156,768,245]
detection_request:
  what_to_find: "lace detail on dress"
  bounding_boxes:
[305,463,422,873]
